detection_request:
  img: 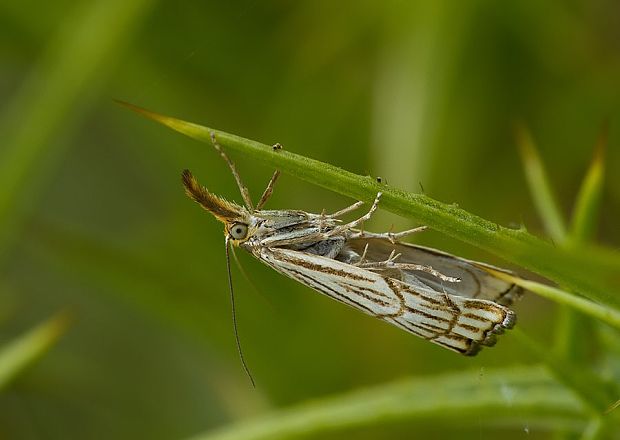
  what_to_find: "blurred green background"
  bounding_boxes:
[1,1,619,439]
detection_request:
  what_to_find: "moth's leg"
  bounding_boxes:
[256,170,281,210]
[365,248,400,265]
[326,200,365,218]
[360,260,460,283]
[392,263,460,283]
[255,143,284,210]
[313,200,365,235]
[327,192,382,237]
[351,243,370,266]
[351,226,428,243]
[356,248,458,282]
[210,132,254,210]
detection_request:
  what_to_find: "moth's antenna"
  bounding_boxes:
[210,132,254,211]
[225,236,256,387]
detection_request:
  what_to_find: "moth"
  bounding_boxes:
[183,134,521,375]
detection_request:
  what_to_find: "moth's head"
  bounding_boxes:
[182,169,255,245]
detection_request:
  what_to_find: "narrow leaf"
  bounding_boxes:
[0,311,72,390]
[568,128,606,246]
[555,129,607,365]
[515,124,567,242]
[481,267,620,330]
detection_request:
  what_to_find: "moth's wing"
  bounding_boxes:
[387,275,516,355]
[345,237,522,306]
[261,247,403,317]
[261,247,515,355]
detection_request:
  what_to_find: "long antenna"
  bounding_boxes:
[225,237,256,387]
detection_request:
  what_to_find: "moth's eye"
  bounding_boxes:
[229,223,249,240]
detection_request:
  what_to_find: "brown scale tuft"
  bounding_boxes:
[181,169,245,222]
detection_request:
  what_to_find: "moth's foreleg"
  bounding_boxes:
[328,192,382,237]
[256,170,281,210]
[350,226,428,243]
[210,132,255,210]
[326,200,365,219]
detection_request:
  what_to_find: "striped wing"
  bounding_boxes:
[346,237,522,306]
[261,247,515,355]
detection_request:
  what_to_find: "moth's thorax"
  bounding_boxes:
[235,209,343,256]
[252,209,313,227]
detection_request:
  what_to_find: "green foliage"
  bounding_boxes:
[516,124,567,242]
[2,2,620,439]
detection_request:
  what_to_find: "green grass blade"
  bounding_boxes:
[0,312,71,390]
[482,267,620,330]
[0,0,153,258]
[564,128,613,439]
[553,305,592,366]
[187,366,586,440]
[568,129,606,246]
[515,124,567,242]
[555,132,607,362]
[117,102,620,310]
